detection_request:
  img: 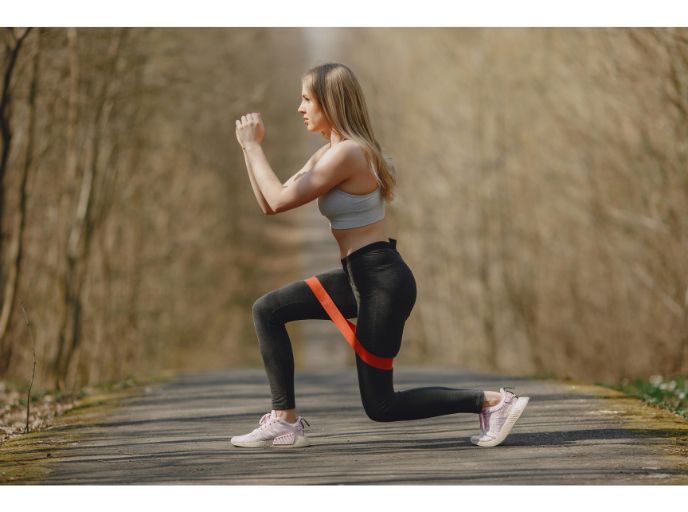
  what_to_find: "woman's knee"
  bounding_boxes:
[361,398,394,422]
[356,360,397,422]
[359,387,396,422]
[252,292,276,325]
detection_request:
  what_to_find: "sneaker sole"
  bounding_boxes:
[473,396,530,448]
[274,435,310,448]
[230,436,310,448]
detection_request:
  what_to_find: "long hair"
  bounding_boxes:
[302,62,397,203]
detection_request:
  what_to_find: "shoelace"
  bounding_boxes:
[257,412,311,430]
[257,412,276,430]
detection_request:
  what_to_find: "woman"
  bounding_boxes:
[231,62,529,449]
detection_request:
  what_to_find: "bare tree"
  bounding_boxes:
[53,29,126,387]
[0,27,32,373]
[0,27,40,353]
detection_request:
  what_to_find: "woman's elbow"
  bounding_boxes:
[264,206,277,215]
[268,201,286,215]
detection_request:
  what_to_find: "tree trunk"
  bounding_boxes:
[0,28,32,375]
[0,29,41,374]
[54,29,125,387]
[53,28,81,388]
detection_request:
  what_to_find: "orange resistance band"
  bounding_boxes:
[304,276,394,370]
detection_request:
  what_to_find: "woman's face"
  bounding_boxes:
[297,84,329,134]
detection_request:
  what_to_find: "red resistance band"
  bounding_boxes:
[304,276,394,370]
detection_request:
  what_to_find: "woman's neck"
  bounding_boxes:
[323,128,348,147]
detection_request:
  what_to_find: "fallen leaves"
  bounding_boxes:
[0,383,82,445]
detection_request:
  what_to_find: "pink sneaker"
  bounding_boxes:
[230,410,311,448]
[470,387,529,447]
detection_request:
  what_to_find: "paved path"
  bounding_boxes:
[7,368,686,484]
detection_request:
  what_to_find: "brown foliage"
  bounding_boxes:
[340,28,688,381]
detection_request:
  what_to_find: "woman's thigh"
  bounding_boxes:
[254,267,358,325]
[355,294,408,359]
[352,265,416,359]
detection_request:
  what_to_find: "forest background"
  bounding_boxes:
[0,27,686,397]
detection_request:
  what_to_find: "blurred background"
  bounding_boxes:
[0,27,686,392]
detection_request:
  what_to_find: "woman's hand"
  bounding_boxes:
[235,112,265,149]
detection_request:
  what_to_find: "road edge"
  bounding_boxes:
[0,372,177,484]
[564,380,688,483]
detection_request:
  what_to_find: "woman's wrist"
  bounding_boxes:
[242,141,261,151]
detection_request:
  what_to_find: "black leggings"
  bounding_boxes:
[251,238,485,422]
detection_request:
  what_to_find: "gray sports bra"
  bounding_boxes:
[317,184,385,229]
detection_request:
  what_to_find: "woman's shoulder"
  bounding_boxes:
[338,138,366,152]
[330,139,369,166]
[313,141,370,180]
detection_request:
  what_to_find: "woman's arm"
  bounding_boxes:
[245,141,355,214]
[237,113,344,214]
[242,147,275,215]
[241,142,329,215]
[282,143,330,189]
[242,142,286,213]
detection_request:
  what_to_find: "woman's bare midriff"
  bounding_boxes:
[332,218,390,259]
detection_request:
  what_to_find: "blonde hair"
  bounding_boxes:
[302,62,397,203]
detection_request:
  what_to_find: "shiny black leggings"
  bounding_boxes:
[251,238,485,422]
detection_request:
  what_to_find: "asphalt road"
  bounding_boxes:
[5,367,688,484]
